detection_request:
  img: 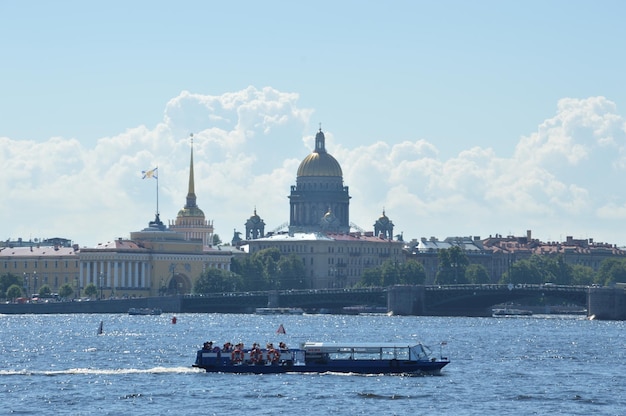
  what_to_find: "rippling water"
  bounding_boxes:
[1,313,624,415]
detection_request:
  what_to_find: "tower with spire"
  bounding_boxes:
[169,134,215,247]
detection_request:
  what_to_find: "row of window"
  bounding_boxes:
[254,244,400,255]
[4,260,78,269]
[329,246,400,255]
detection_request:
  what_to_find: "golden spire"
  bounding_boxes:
[185,133,197,208]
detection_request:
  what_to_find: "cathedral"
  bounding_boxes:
[242,128,403,289]
[288,128,351,234]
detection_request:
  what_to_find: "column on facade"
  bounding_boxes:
[113,261,118,289]
[134,261,139,288]
[107,261,112,288]
[90,261,96,284]
[79,262,85,290]
[141,261,146,288]
[121,260,126,288]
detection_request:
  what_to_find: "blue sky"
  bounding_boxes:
[2,1,626,247]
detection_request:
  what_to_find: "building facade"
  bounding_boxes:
[1,137,235,298]
[246,231,404,289]
[409,230,626,284]
[0,243,80,296]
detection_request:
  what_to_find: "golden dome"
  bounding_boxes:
[177,206,205,217]
[297,152,343,177]
[296,128,343,177]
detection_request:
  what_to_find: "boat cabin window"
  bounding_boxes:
[409,345,430,360]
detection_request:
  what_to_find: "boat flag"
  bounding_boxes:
[142,167,158,179]
[276,324,286,334]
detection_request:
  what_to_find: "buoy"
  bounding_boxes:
[171,316,177,324]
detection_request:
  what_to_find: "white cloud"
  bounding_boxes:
[2,90,626,247]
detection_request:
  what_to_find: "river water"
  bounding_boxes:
[1,313,624,415]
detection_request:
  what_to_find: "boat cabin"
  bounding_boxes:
[301,342,432,362]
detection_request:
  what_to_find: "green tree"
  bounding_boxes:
[541,255,572,285]
[84,283,98,298]
[38,284,52,298]
[500,258,543,284]
[570,264,595,286]
[359,260,425,287]
[0,273,22,296]
[435,246,469,284]
[381,261,400,286]
[264,256,279,289]
[277,254,307,289]
[596,258,626,286]
[232,255,265,291]
[59,283,74,299]
[6,284,23,301]
[465,264,490,284]
[232,247,288,291]
[360,267,382,287]
[194,268,243,293]
[401,259,426,285]
[212,234,222,246]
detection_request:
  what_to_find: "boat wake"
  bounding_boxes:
[0,366,203,376]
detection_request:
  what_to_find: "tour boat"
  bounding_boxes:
[193,341,449,375]
[254,307,305,315]
[128,307,162,315]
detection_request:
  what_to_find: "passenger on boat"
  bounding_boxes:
[279,342,288,351]
[266,343,281,364]
[202,341,212,350]
[250,343,263,364]
[231,343,244,363]
[222,342,232,352]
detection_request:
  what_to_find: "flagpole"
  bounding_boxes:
[156,165,159,216]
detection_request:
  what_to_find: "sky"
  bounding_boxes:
[2,0,626,248]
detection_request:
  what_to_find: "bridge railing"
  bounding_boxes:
[424,284,589,292]
[183,287,387,299]
[182,284,589,299]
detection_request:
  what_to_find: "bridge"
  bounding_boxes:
[181,284,590,316]
[389,284,589,317]
[0,284,623,319]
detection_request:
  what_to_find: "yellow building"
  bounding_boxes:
[0,240,79,296]
[77,137,234,297]
[1,137,236,298]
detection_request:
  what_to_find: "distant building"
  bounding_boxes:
[0,244,80,295]
[243,127,403,288]
[409,230,626,284]
[1,137,236,298]
[245,231,403,289]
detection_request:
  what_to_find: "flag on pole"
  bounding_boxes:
[142,167,158,179]
[276,324,286,334]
